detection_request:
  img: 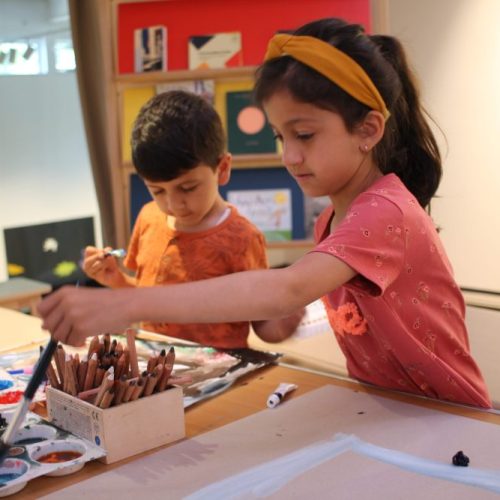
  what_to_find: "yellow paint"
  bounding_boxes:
[7,263,25,276]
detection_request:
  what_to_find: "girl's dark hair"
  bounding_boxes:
[254,18,441,208]
[131,90,225,182]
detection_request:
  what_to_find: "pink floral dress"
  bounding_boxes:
[312,174,491,408]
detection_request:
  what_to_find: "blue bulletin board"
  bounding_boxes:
[220,167,305,240]
[129,174,152,229]
[129,168,306,240]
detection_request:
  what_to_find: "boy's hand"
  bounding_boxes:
[82,246,123,287]
[38,286,133,346]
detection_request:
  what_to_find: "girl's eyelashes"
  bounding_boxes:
[272,130,314,142]
[297,132,314,141]
[272,132,313,142]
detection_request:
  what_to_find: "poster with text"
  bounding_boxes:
[228,189,292,241]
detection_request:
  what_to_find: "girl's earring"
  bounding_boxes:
[359,144,369,153]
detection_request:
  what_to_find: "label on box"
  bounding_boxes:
[47,388,103,447]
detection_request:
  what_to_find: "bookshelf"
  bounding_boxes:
[116,65,283,170]
[111,0,371,257]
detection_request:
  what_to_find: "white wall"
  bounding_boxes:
[0,0,100,281]
[387,0,500,293]
[0,71,101,281]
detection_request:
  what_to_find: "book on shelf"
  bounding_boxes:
[134,25,167,72]
[227,188,292,241]
[226,90,276,155]
[156,79,215,104]
[188,32,242,70]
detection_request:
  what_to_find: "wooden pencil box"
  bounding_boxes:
[45,385,185,464]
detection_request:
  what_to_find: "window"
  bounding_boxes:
[53,35,76,72]
[0,38,48,75]
[0,33,75,76]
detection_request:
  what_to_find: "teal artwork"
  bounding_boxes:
[226,90,276,155]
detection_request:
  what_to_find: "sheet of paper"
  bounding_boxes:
[292,299,331,339]
[42,385,500,499]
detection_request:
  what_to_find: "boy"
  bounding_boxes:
[83,90,301,348]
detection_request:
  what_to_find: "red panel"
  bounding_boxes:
[118,0,371,73]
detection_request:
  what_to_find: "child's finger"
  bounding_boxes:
[83,245,100,258]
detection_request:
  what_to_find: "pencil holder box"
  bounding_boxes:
[45,385,185,464]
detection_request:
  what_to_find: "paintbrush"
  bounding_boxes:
[105,248,126,258]
[0,338,58,466]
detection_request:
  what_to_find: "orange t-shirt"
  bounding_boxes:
[124,202,268,348]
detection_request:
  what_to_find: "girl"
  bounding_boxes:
[39,18,491,408]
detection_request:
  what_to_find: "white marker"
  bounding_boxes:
[105,248,126,258]
[267,382,298,408]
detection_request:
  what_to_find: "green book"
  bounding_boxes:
[226,90,276,155]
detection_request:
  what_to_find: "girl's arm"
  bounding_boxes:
[39,252,356,346]
[251,309,306,343]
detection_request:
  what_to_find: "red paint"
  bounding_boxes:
[0,391,24,404]
[36,451,83,464]
[117,0,371,73]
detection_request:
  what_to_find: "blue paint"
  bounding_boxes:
[6,369,24,375]
[0,472,22,482]
[0,380,14,391]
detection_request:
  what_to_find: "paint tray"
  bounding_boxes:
[0,411,105,497]
[46,385,185,464]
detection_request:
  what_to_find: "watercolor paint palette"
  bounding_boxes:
[0,411,105,497]
[0,367,45,412]
[134,336,281,407]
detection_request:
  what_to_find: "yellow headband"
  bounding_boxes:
[264,34,390,119]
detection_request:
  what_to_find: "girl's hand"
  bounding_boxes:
[37,286,134,346]
[82,246,123,287]
[252,308,306,343]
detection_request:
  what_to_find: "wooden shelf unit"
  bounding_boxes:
[115,65,258,86]
[111,0,340,254]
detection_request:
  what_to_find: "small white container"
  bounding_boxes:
[0,458,29,497]
[14,424,57,445]
[30,439,87,477]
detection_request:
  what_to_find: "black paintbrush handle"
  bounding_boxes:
[0,338,58,466]
[24,338,58,400]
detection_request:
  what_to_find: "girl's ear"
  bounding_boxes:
[355,110,386,150]
[217,153,232,186]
